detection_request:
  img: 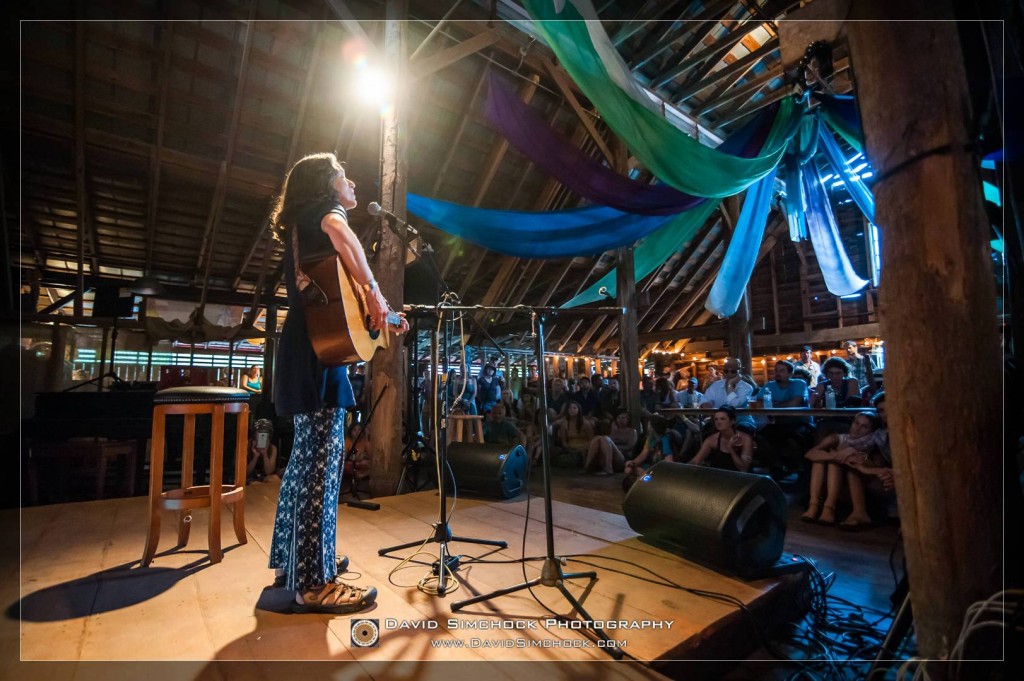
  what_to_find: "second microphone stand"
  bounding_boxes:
[450,307,624,659]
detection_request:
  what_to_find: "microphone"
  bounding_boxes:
[367,201,419,236]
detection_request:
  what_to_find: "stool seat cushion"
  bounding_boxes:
[154,386,251,404]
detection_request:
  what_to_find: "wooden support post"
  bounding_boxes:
[848,8,1002,657]
[368,1,408,498]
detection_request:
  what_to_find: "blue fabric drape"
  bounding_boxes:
[818,122,876,223]
[814,92,864,152]
[705,168,778,317]
[404,194,679,258]
[783,157,807,241]
[803,164,869,296]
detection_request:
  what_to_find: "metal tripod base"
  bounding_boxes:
[450,557,623,660]
[378,522,507,597]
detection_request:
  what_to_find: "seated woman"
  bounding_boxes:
[551,400,594,468]
[242,365,262,393]
[623,414,684,479]
[688,406,754,473]
[801,411,880,528]
[654,377,680,412]
[810,357,862,409]
[584,410,638,476]
[446,368,477,415]
[499,388,520,420]
[343,422,372,482]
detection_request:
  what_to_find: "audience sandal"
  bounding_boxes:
[817,505,837,527]
[292,582,377,615]
[800,502,821,523]
[274,554,350,588]
[839,517,874,532]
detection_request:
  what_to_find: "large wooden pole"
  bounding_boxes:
[368,1,408,497]
[848,7,1002,657]
[616,247,641,427]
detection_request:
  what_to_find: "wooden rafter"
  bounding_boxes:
[196,5,257,312]
[74,23,98,316]
[714,81,792,128]
[544,59,615,165]
[650,15,764,90]
[672,38,779,103]
[409,28,500,80]
[611,0,689,47]
[629,0,736,71]
[145,22,176,277]
[234,21,326,293]
[692,65,781,117]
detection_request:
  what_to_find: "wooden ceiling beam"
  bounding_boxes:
[650,16,765,90]
[637,219,722,327]
[74,23,97,315]
[234,21,326,292]
[714,82,792,128]
[409,28,500,80]
[629,0,736,71]
[692,65,781,117]
[645,238,726,331]
[671,37,779,103]
[195,5,257,311]
[544,59,615,166]
[611,0,688,47]
[145,22,175,277]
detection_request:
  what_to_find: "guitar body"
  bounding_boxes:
[303,254,390,366]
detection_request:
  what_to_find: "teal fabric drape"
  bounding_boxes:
[523,0,801,198]
[815,93,864,152]
[705,168,778,317]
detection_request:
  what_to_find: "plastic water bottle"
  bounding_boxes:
[825,384,836,409]
[762,388,773,409]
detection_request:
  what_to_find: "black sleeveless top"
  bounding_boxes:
[273,200,356,417]
[706,432,741,472]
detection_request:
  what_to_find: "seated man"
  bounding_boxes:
[700,357,756,434]
[574,376,600,418]
[757,360,813,471]
[482,403,524,447]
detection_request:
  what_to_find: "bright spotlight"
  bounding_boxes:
[354,66,395,112]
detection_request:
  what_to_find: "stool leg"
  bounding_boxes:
[142,411,166,567]
[178,414,196,548]
[231,407,248,545]
[208,405,224,564]
[474,420,484,444]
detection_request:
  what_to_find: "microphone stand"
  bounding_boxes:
[444,305,625,659]
[373,210,508,596]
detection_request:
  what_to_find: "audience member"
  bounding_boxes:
[499,388,520,420]
[546,377,570,422]
[552,400,594,467]
[701,357,756,433]
[810,357,863,409]
[846,391,897,523]
[654,376,679,411]
[476,364,502,413]
[583,410,637,476]
[482,403,523,447]
[246,418,279,483]
[801,411,880,528]
[624,414,684,479]
[597,377,622,419]
[242,365,262,393]
[702,364,721,391]
[675,376,703,408]
[639,376,658,414]
[843,340,877,395]
[574,376,600,417]
[446,368,477,415]
[343,421,371,483]
[508,367,523,400]
[794,345,822,387]
[486,355,506,387]
[673,369,691,391]
[688,406,754,472]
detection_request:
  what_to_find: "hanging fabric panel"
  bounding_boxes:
[815,92,864,152]
[404,194,680,258]
[818,121,876,223]
[705,168,778,317]
[562,85,802,308]
[803,164,869,296]
[523,0,801,198]
[484,72,776,215]
[783,156,807,241]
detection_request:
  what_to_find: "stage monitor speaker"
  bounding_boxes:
[446,442,527,500]
[622,462,787,574]
[92,285,135,318]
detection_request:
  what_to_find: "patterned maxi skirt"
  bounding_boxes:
[268,407,346,591]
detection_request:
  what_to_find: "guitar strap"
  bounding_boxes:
[291,227,327,307]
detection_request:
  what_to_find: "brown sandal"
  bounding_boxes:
[800,501,821,523]
[817,504,837,527]
[274,555,349,588]
[291,582,377,615]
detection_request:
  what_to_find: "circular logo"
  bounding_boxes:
[351,618,380,648]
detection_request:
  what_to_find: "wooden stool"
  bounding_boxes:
[447,414,485,444]
[141,386,249,566]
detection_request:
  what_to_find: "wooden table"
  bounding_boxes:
[661,407,874,417]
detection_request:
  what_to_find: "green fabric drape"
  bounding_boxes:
[524,0,801,198]
[563,95,802,308]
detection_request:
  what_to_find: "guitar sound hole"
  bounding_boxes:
[365,315,381,340]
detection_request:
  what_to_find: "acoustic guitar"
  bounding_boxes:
[301,253,403,367]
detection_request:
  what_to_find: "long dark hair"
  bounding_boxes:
[270,152,344,241]
[565,399,585,432]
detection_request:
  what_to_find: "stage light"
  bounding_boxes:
[354,65,396,113]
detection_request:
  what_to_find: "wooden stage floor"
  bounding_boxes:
[11,481,808,673]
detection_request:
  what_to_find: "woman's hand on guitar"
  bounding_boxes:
[366,287,409,334]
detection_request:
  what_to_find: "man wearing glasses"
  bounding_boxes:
[701,357,757,434]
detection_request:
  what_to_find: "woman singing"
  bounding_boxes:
[268,152,407,614]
